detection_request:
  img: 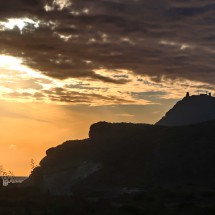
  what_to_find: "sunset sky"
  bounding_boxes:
[1,0,215,175]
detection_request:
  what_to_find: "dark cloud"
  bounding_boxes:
[0,0,44,19]
[1,0,215,85]
[42,87,132,104]
[65,83,108,91]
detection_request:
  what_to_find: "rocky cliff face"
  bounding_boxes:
[23,121,215,195]
[156,94,215,126]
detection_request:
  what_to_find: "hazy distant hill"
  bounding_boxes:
[156,93,215,126]
[23,120,215,195]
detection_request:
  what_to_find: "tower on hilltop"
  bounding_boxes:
[156,91,215,126]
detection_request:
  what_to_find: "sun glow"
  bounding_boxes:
[0,55,46,78]
[0,18,40,31]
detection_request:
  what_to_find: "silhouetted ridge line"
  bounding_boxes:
[23,120,215,195]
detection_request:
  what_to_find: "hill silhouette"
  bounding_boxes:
[156,93,215,126]
[23,120,215,195]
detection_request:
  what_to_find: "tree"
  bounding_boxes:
[30,159,38,173]
[0,165,16,186]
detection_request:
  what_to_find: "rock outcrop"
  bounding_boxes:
[23,120,215,195]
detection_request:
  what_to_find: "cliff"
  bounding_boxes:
[23,121,215,195]
[156,94,215,126]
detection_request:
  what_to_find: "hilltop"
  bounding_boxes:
[156,93,215,126]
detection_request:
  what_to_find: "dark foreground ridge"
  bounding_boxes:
[156,92,215,126]
[23,120,215,196]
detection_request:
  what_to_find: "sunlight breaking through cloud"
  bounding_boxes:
[0,18,40,32]
[45,0,72,11]
[0,55,45,78]
[0,56,214,106]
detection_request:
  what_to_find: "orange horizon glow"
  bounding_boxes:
[0,54,212,176]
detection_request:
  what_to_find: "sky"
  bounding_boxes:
[1,0,215,175]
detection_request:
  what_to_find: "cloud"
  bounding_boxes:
[9,144,16,149]
[41,87,134,105]
[131,91,168,99]
[0,0,214,86]
[117,113,135,118]
[65,82,108,91]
